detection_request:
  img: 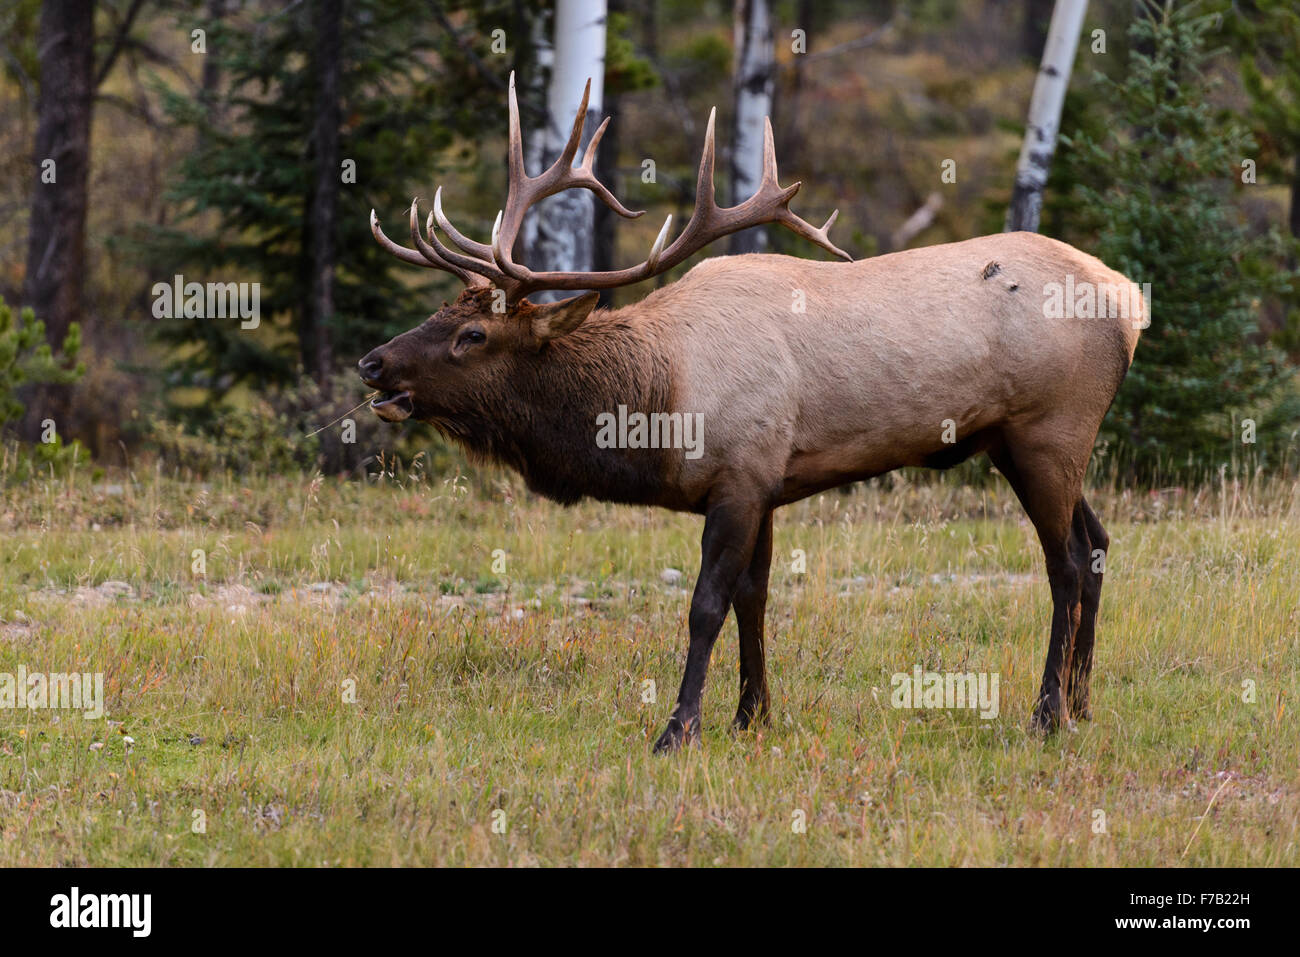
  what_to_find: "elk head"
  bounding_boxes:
[359,72,850,425]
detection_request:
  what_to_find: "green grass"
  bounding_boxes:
[0,468,1297,865]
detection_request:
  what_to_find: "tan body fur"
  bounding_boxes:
[636,232,1141,507]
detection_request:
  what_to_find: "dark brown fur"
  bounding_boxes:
[365,288,677,506]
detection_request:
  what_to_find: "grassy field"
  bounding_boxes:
[1,464,1297,866]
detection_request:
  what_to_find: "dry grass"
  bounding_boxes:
[0,466,1297,865]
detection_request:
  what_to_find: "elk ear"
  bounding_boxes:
[529,292,599,341]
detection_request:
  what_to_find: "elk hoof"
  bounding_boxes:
[731,699,770,733]
[1030,699,1068,734]
[652,714,699,754]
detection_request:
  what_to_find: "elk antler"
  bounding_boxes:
[370,207,489,288]
[372,72,852,301]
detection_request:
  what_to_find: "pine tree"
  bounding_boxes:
[1058,1,1296,478]
[141,0,535,401]
[1232,0,1300,353]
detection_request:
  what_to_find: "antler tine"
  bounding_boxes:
[648,108,718,263]
[696,107,718,210]
[574,115,643,220]
[408,199,499,286]
[371,207,483,286]
[647,214,674,272]
[555,77,591,173]
[507,71,527,183]
[761,115,778,187]
[744,116,799,211]
[490,211,510,273]
[583,174,643,220]
[581,116,610,172]
[778,206,853,262]
[749,116,853,262]
[432,187,494,261]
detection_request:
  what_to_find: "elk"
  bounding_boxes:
[360,74,1143,752]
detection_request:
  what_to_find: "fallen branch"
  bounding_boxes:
[890,192,943,250]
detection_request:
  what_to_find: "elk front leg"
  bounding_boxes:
[732,510,774,731]
[653,494,765,753]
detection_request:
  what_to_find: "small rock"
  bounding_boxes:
[98,580,135,599]
[660,568,683,586]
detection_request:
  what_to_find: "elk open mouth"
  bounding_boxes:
[370,389,414,422]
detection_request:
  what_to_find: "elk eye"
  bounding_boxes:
[458,328,486,347]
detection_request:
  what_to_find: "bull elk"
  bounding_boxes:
[360,74,1142,752]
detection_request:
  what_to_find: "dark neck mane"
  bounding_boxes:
[435,307,676,506]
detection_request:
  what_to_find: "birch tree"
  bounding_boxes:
[1005,0,1088,233]
[528,0,607,300]
[729,0,775,254]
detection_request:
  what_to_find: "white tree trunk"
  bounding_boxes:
[529,0,607,301]
[729,0,774,254]
[1005,0,1088,233]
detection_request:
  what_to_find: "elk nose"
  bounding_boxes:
[357,353,384,383]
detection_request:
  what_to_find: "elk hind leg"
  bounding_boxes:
[988,440,1088,732]
[1068,498,1108,720]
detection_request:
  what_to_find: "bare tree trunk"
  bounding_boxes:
[303,0,342,390]
[23,0,94,349]
[729,0,774,255]
[20,0,95,440]
[639,0,658,58]
[1005,0,1088,233]
[592,0,625,307]
[529,0,607,302]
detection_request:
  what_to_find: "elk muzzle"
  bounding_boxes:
[358,348,414,422]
